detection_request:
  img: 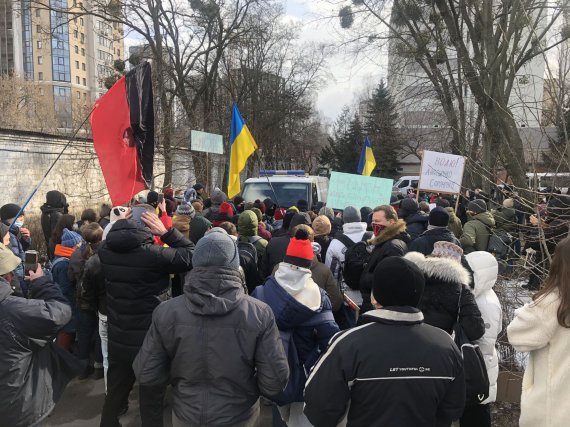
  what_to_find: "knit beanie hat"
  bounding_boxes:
[189,216,212,244]
[503,198,514,209]
[284,228,314,269]
[110,206,129,222]
[289,213,311,230]
[213,202,234,226]
[253,200,266,214]
[282,210,296,230]
[432,241,463,263]
[373,257,425,308]
[147,191,159,207]
[263,198,276,216]
[0,204,23,222]
[61,229,82,248]
[176,203,196,219]
[343,206,361,223]
[399,198,419,218]
[287,206,299,213]
[0,243,22,275]
[435,198,451,208]
[318,206,334,219]
[429,207,450,227]
[192,228,239,270]
[312,215,332,237]
[296,199,309,212]
[275,208,286,221]
[468,199,487,214]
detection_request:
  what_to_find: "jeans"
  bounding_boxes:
[100,357,166,427]
[98,313,108,390]
[77,310,102,366]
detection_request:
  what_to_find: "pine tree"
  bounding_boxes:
[319,108,365,173]
[363,81,402,178]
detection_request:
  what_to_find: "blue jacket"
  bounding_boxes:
[252,276,339,367]
[408,227,461,256]
[7,228,31,279]
[51,256,78,333]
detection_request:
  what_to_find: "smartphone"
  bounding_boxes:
[131,206,147,227]
[24,250,38,274]
[158,194,164,203]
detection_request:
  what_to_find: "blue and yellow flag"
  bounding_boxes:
[357,136,376,176]
[228,103,258,198]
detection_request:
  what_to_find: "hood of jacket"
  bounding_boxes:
[465,251,498,298]
[399,198,420,219]
[274,263,321,310]
[342,221,368,235]
[184,266,245,316]
[238,210,258,237]
[45,190,68,209]
[369,219,408,246]
[445,207,459,219]
[405,211,429,226]
[211,188,228,206]
[104,219,153,253]
[404,251,471,286]
[40,204,65,215]
[470,211,496,228]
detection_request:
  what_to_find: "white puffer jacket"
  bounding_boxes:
[465,251,502,404]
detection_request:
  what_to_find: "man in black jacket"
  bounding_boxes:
[409,207,461,255]
[99,210,194,427]
[304,256,465,427]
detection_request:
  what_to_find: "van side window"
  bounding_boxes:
[399,180,409,188]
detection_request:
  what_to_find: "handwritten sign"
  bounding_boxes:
[418,150,465,194]
[326,172,393,210]
[191,130,224,154]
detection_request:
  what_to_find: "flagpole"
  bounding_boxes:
[9,105,97,231]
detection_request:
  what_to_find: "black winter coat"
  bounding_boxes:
[99,220,194,361]
[403,212,428,241]
[405,252,485,340]
[134,266,288,426]
[81,246,107,315]
[261,234,290,278]
[360,220,409,312]
[314,235,331,261]
[408,227,461,256]
[0,275,77,427]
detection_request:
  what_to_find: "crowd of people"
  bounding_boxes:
[0,182,569,427]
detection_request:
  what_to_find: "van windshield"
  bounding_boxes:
[241,182,309,209]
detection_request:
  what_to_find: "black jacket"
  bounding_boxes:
[360,220,409,312]
[81,246,107,315]
[314,235,331,261]
[408,227,461,256]
[99,220,194,361]
[134,266,289,426]
[261,234,290,278]
[304,307,465,427]
[405,252,485,340]
[0,275,77,427]
[40,190,67,248]
[403,211,429,241]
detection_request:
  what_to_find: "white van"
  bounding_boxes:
[242,171,329,209]
[393,176,420,195]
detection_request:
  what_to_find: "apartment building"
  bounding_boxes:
[0,0,123,129]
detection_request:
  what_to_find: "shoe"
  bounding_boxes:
[92,367,104,380]
[78,365,94,380]
[119,403,128,417]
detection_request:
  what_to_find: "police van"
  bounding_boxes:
[241,170,329,209]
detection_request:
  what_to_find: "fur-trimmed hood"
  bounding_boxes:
[368,219,408,246]
[404,251,471,286]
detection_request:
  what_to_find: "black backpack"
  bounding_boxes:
[237,241,262,294]
[336,232,373,290]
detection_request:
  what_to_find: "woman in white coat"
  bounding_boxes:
[508,236,570,427]
[463,251,502,427]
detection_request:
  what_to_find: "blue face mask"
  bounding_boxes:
[13,221,23,229]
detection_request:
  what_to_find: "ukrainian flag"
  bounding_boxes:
[357,136,376,176]
[228,103,258,198]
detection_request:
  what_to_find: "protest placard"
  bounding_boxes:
[326,172,393,210]
[191,130,224,154]
[418,150,466,194]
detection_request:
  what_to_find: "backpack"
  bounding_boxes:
[254,285,335,405]
[453,287,490,405]
[237,241,262,293]
[336,232,373,290]
[487,228,513,257]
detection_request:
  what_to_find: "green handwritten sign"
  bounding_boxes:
[326,171,393,210]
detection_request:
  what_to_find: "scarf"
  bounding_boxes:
[54,244,75,258]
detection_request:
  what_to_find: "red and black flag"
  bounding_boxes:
[91,62,155,206]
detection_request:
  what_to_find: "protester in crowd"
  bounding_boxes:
[360,206,373,230]
[405,242,485,340]
[75,208,97,231]
[493,198,517,233]
[304,256,465,427]
[134,228,288,427]
[0,248,77,427]
[273,208,286,232]
[464,251,502,427]
[212,201,234,227]
[250,207,272,241]
[460,199,496,254]
[69,223,104,380]
[183,183,205,204]
[436,198,463,238]
[48,214,76,260]
[272,210,296,238]
[419,201,431,214]
[507,236,570,427]
[203,188,228,221]
[312,215,332,261]
[409,207,461,255]
[175,202,196,220]
[262,213,311,278]
[191,200,203,216]
[172,214,190,240]
[253,228,339,426]
[238,210,269,265]
[0,223,10,249]
[40,190,69,249]
[398,198,428,241]
[0,203,31,282]
[360,205,409,313]
[162,187,178,216]
[147,191,173,232]
[52,228,83,351]
[102,206,128,240]
[296,199,309,212]
[189,216,212,245]
[99,204,112,229]
[263,198,276,218]
[99,207,194,426]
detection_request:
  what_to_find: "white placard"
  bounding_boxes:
[191,130,224,154]
[418,150,465,194]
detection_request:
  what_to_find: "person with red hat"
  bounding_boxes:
[212,202,234,227]
[273,208,286,232]
[253,228,339,426]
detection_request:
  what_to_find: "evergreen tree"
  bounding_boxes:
[319,108,365,173]
[363,81,402,178]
